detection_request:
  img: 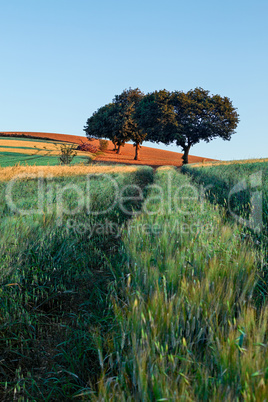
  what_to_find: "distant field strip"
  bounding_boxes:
[188,157,268,167]
[0,148,88,156]
[0,137,93,167]
[0,139,90,156]
[0,136,68,144]
[0,154,91,168]
[0,164,142,181]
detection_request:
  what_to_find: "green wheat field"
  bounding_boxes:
[0,158,267,400]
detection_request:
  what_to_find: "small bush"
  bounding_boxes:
[99,139,109,151]
[77,142,99,153]
[59,143,77,165]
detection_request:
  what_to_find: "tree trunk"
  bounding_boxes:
[134,143,140,160]
[116,145,121,154]
[113,142,118,151]
[182,145,191,164]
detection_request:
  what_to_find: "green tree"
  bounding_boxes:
[113,88,145,158]
[138,88,239,164]
[84,88,145,158]
[84,102,116,144]
[84,87,238,164]
[135,90,177,145]
[171,88,239,164]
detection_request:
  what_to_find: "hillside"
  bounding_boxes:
[0,131,217,167]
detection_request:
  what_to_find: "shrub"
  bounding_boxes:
[99,139,109,151]
[59,143,77,165]
[77,141,99,153]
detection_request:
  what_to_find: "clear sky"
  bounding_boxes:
[1,0,267,160]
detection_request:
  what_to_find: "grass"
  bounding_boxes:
[0,164,267,399]
[0,152,93,167]
[182,161,268,247]
[0,166,154,400]
[188,157,268,167]
[87,167,267,400]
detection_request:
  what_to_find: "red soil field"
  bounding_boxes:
[0,132,217,168]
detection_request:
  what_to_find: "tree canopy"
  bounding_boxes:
[84,87,239,163]
[137,87,239,163]
[171,88,239,163]
[83,102,117,145]
[112,88,145,159]
[84,88,146,159]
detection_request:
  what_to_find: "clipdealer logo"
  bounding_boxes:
[4,169,264,234]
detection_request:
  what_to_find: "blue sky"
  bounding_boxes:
[1,0,267,160]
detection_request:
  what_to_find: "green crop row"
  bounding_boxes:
[182,162,268,248]
[0,151,91,167]
[0,167,153,400]
[86,168,268,400]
